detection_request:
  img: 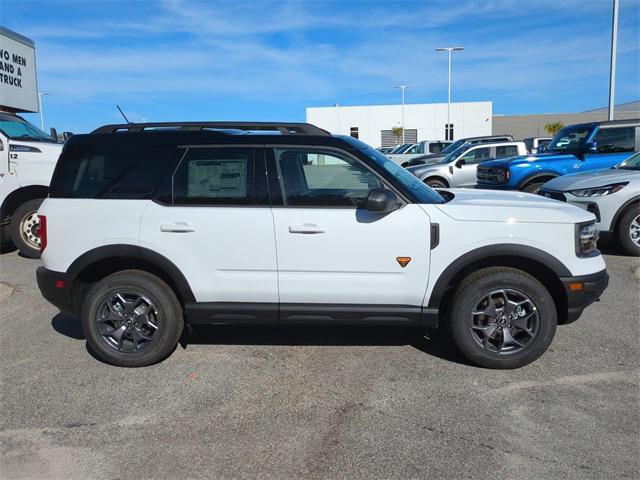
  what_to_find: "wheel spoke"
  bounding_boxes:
[512,311,535,331]
[110,325,127,349]
[501,327,524,349]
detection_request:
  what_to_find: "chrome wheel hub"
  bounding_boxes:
[629,215,640,247]
[20,211,41,249]
[469,289,539,354]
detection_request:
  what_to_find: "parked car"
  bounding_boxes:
[387,140,452,166]
[37,121,607,369]
[389,143,412,154]
[404,134,515,167]
[523,137,552,154]
[407,142,527,188]
[539,151,640,256]
[377,147,395,155]
[477,119,639,193]
[0,112,64,258]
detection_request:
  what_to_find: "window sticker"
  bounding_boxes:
[187,159,247,198]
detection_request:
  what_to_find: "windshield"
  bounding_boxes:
[546,125,592,153]
[616,152,640,170]
[389,144,408,154]
[0,113,58,143]
[441,139,465,154]
[362,146,445,204]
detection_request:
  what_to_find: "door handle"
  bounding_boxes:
[288,223,325,234]
[160,222,196,233]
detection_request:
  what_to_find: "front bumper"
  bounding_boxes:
[36,267,77,315]
[560,269,609,324]
[474,183,513,190]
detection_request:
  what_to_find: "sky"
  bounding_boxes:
[3,0,640,134]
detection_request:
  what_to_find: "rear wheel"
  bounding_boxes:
[617,205,640,256]
[425,178,448,189]
[448,267,557,369]
[82,270,183,367]
[9,198,44,258]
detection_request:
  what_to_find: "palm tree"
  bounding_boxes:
[544,122,564,136]
[391,126,404,145]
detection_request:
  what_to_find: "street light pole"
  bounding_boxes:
[394,85,409,144]
[435,46,464,140]
[37,92,51,131]
[607,0,619,121]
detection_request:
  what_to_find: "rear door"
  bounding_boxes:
[267,146,431,321]
[140,146,278,309]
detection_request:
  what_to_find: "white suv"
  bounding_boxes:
[36,122,608,369]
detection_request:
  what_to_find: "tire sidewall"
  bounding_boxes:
[426,179,447,189]
[617,206,640,256]
[82,271,183,367]
[10,198,44,259]
[449,270,557,369]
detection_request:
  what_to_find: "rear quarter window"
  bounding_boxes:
[50,144,177,199]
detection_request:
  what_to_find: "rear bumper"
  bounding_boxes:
[560,269,609,324]
[36,267,76,315]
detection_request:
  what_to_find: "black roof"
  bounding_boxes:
[91,122,330,136]
[566,118,640,129]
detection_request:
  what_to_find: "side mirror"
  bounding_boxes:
[583,141,598,154]
[455,159,465,168]
[366,188,401,213]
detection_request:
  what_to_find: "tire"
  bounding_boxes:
[401,162,409,168]
[522,182,544,194]
[617,205,640,256]
[9,198,44,258]
[425,178,448,189]
[82,270,183,367]
[448,267,557,369]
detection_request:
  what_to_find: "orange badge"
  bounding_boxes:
[396,257,411,268]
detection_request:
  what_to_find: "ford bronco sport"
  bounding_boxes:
[37,122,608,368]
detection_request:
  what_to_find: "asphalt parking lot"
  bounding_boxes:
[1,245,638,480]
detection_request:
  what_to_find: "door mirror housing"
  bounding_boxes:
[366,188,401,213]
[583,141,598,154]
[455,159,465,168]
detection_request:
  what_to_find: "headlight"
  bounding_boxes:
[575,221,599,257]
[496,168,510,182]
[570,182,628,197]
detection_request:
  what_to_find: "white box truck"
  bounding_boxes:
[1,27,63,258]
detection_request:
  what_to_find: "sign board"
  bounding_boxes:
[0,27,38,113]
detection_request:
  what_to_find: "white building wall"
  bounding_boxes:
[306,101,492,147]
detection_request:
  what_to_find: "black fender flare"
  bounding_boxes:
[427,244,571,308]
[67,244,196,303]
[0,185,49,222]
[516,172,559,190]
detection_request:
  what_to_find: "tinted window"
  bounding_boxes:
[496,145,519,158]
[168,147,257,205]
[50,144,176,199]
[429,143,445,153]
[461,147,491,164]
[547,125,592,153]
[274,148,382,207]
[592,127,635,153]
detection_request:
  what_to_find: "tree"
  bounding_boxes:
[544,122,564,136]
[391,126,404,144]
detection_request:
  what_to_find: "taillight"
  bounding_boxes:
[39,215,47,252]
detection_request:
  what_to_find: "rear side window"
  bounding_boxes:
[496,145,519,158]
[158,147,267,206]
[50,144,177,199]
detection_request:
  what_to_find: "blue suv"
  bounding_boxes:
[476,119,639,193]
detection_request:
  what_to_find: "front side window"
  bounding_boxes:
[274,148,382,207]
[460,146,491,164]
[592,127,635,153]
[169,147,256,205]
[547,125,592,153]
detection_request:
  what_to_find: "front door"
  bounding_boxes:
[452,146,492,187]
[583,125,637,170]
[268,146,432,322]
[139,146,278,309]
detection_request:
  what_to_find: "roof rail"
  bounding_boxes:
[91,122,331,136]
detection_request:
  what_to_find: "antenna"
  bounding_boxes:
[116,105,131,124]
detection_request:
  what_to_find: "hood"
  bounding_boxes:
[435,188,594,224]
[543,168,640,191]
[480,152,577,168]
[406,163,444,178]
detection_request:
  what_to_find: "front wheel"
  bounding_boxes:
[448,267,557,369]
[522,182,544,194]
[425,178,448,189]
[617,206,640,256]
[10,198,44,258]
[82,270,184,367]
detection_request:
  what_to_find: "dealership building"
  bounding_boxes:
[306,101,492,148]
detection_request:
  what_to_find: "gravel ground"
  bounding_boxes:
[1,245,639,480]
